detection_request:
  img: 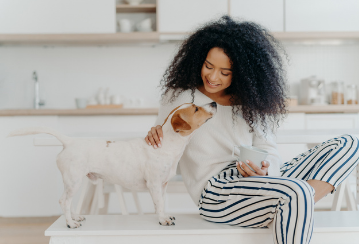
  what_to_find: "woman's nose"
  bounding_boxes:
[209,70,220,81]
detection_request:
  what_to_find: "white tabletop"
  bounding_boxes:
[45,212,359,236]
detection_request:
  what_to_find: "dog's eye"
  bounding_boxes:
[195,107,198,112]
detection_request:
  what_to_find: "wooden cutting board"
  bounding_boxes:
[86,104,123,109]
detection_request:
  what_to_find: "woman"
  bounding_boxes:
[145,15,359,244]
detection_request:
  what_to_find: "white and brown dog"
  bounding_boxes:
[8,102,217,228]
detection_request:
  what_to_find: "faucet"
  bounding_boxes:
[33,71,45,109]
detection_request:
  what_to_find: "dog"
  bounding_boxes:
[8,102,217,228]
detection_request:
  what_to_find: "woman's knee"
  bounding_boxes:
[339,134,359,146]
[282,179,315,204]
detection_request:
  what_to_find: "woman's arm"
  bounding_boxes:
[145,89,182,148]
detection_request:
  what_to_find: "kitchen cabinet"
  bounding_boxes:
[305,113,359,130]
[157,0,228,33]
[286,0,359,32]
[229,0,284,32]
[0,0,116,34]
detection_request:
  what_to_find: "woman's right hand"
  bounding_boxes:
[145,125,163,149]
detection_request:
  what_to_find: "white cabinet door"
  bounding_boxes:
[158,0,228,33]
[0,0,116,34]
[305,114,359,130]
[230,0,284,32]
[286,0,359,32]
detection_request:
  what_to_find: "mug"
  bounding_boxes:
[75,98,88,109]
[118,19,133,33]
[232,145,268,171]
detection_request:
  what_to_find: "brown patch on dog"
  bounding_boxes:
[172,104,214,136]
[106,141,114,147]
[171,113,191,132]
[162,103,192,126]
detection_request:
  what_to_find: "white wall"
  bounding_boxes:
[1,42,359,109]
[0,43,179,109]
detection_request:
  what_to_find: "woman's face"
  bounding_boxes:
[201,47,233,96]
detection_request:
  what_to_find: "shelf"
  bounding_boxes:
[159,32,359,42]
[0,108,159,116]
[2,31,359,45]
[1,105,358,116]
[0,32,160,45]
[116,4,156,13]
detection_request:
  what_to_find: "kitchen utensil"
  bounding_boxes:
[118,19,133,33]
[299,76,327,105]
[125,0,143,5]
[75,98,88,109]
[86,104,123,109]
[330,81,345,104]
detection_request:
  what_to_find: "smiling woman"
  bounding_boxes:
[144,15,359,244]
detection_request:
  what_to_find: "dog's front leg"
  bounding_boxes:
[147,181,175,226]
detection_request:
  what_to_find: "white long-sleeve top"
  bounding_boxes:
[154,88,283,205]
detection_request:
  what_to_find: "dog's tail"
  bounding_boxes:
[7,127,72,145]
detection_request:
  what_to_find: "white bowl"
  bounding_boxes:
[125,0,143,5]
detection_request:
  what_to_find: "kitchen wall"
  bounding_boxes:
[1,41,359,109]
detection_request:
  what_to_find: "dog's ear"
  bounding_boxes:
[171,112,191,133]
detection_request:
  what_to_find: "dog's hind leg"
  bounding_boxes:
[59,174,84,228]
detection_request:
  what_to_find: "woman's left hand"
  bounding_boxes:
[236,160,270,177]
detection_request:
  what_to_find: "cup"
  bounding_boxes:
[118,19,133,33]
[232,145,268,171]
[111,95,122,105]
[136,18,152,32]
[75,98,88,109]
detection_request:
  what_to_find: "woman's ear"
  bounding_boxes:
[171,113,191,132]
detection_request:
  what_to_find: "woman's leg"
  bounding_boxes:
[198,162,315,244]
[281,134,359,203]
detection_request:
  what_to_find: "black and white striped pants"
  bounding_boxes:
[198,134,359,244]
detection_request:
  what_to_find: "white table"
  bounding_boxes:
[45,212,359,244]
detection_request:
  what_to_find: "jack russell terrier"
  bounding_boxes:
[8,102,217,228]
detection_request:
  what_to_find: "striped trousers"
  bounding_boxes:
[198,134,359,244]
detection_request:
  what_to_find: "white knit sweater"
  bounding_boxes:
[154,88,283,205]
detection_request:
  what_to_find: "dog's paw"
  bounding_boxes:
[72,215,86,222]
[158,216,175,226]
[66,220,82,229]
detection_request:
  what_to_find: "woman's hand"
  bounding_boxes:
[144,125,163,149]
[236,160,270,177]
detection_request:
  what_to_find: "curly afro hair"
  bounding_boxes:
[160,15,289,136]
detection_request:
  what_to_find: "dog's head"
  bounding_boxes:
[163,102,217,136]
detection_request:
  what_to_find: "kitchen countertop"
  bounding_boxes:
[0,108,158,116]
[0,105,358,116]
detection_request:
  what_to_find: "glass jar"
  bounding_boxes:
[346,84,358,105]
[330,81,345,104]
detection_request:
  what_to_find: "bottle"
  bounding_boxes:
[330,81,344,105]
[346,84,358,105]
